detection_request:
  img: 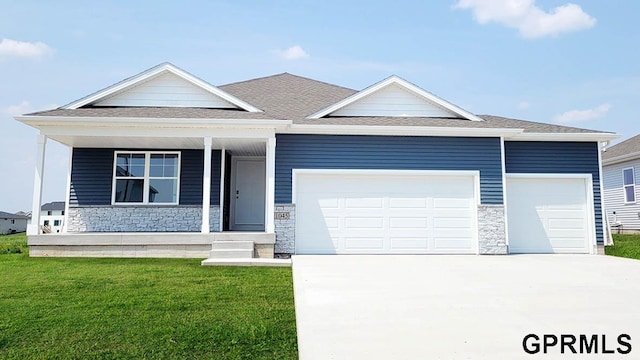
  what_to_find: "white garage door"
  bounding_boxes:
[506,176,593,254]
[294,171,478,254]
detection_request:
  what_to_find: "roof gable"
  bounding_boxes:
[63,63,262,112]
[308,75,483,121]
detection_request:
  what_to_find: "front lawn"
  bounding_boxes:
[606,234,640,260]
[0,234,298,359]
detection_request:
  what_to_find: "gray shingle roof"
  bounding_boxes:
[41,201,66,211]
[603,134,640,160]
[26,107,274,119]
[0,211,29,219]
[25,72,610,134]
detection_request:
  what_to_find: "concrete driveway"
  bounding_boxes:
[292,255,640,359]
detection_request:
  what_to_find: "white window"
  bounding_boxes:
[112,151,180,205]
[623,167,636,203]
[54,220,60,226]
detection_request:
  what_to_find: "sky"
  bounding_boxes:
[0,0,638,213]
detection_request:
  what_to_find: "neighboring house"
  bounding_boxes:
[41,201,66,233]
[0,211,28,234]
[15,63,616,258]
[602,134,640,233]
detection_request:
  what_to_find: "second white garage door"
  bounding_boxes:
[506,175,594,254]
[294,170,478,254]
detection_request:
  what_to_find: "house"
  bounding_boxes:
[602,134,640,233]
[41,201,66,233]
[15,63,617,258]
[0,211,28,234]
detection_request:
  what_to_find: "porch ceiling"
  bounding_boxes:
[48,135,266,155]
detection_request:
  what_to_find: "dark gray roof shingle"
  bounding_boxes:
[41,201,66,211]
[0,211,29,219]
[603,134,640,160]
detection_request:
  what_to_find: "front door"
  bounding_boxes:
[230,157,266,231]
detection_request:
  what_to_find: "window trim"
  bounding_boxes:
[111,150,181,205]
[623,167,636,204]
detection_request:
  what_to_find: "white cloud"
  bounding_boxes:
[0,38,53,58]
[454,0,596,38]
[554,103,611,123]
[517,101,531,110]
[4,100,31,116]
[276,45,310,60]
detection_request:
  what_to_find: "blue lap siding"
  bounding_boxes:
[275,134,503,204]
[504,141,603,244]
[69,148,221,206]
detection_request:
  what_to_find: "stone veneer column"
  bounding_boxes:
[477,204,508,254]
[274,204,295,254]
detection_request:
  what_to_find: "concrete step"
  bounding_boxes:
[211,240,254,251]
[201,258,292,267]
[214,232,275,244]
[209,249,253,259]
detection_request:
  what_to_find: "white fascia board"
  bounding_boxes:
[602,151,640,166]
[37,125,277,140]
[507,132,619,142]
[16,115,290,129]
[284,124,522,137]
[62,63,262,112]
[307,75,483,121]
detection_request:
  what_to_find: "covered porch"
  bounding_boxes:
[20,117,287,259]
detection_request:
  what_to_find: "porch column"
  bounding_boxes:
[27,134,47,235]
[62,146,73,233]
[219,148,226,232]
[201,137,212,233]
[265,137,276,233]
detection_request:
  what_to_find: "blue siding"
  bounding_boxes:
[275,134,503,204]
[70,148,113,206]
[70,148,221,206]
[504,141,603,244]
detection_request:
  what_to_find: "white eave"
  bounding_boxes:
[16,115,291,129]
[285,124,522,137]
[62,63,263,113]
[307,75,484,121]
[506,132,619,142]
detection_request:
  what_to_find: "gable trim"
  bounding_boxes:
[307,75,483,121]
[62,63,263,113]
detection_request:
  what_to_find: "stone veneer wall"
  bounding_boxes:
[477,204,508,254]
[67,206,221,232]
[274,204,295,254]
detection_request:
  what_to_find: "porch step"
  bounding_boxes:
[211,240,254,251]
[209,248,254,259]
[209,239,256,259]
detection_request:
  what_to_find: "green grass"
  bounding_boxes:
[0,232,28,254]
[0,234,298,359]
[605,234,640,260]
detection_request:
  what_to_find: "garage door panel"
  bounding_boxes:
[295,172,477,254]
[345,237,384,249]
[345,197,384,209]
[434,238,473,249]
[345,217,384,229]
[390,238,429,249]
[390,217,429,229]
[389,198,428,208]
[507,177,591,254]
